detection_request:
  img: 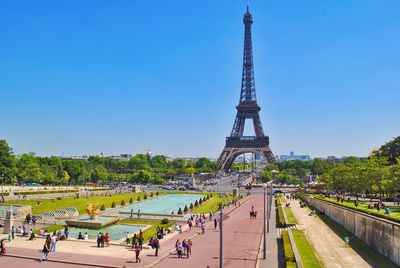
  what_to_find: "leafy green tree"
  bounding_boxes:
[0,140,16,183]
[130,170,152,184]
[373,136,400,165]
[194,158,216,173]
[128,154,150,172]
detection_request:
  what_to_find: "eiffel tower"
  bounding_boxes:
[217,6,275,172]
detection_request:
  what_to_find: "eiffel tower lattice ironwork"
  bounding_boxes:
[217,6,275,172]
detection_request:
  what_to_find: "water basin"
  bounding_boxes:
[67,223,145,241]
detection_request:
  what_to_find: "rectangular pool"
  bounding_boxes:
[67,223,145,241]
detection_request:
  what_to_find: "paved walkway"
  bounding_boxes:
[0,195,270,268]
[290,199,371,268]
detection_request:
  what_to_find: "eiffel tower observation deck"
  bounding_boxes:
[217,5,275,172]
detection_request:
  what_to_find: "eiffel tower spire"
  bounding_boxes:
[217,6,275,172]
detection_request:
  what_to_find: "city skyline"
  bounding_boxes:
[1,1,400,158]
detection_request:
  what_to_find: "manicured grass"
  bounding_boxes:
[192,193,236,214]
[277,205,285,227]
[33,224,65,235]
[291,229,321,268]
[281,230,296,267]
[7,192,149,215]
[284,207,298,225]
[313,195,400,223]
[298,195,397,268]
[119,219,174,243]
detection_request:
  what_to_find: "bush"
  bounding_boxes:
[137,196,141,201]
[194,200,199,207]
[277,206,285,227]
[129,197,133,203]
[156,191,159,196]
[203,197,207,202]
[121,199,125,206]
[144,194,148,200]
[111,201,116,208]
[184,205,189,213]
[189,203,194,209]
[100,204,105,211]
[161,218,169,224]
[199,198,203,204]
[57,197,62,200]
[282,230,296,265]
[150,192,154,197]
[177,208,183,215]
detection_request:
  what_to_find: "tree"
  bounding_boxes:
[184,167,196,175]
[0,140,16,182]
[150,155,170,172]
[374,136,400,165]
[61,171,70,184]
[194,158,216,173]
[130,170,152,184]
[128,154,150,172]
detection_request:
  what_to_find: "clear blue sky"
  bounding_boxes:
[1,0,400,158]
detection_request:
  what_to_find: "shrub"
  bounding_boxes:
[184,205,189,213]
[144,194,148,200]
[189,203,194,209]
[177,208,183,215]
[277,206,285,227]
[150,192,154,197]
[137,196,141,201]
[129,197,133,203]
[111,201,116,208]
[203,197,207,202]
[156,191,159,196]
[161,218,169,224]
[100,204,105,211]
[57,197,62,200]
[121,199,125,206]
[199,198,203,204]
[194,200,199,207]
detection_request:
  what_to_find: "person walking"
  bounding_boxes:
[153,237,160,256]
[97,232,101,248]
[214,218,217,229]
[186,239,193,258]
[182,239,187,256]
[50,233,57,252]
[176,241,183,258]
[0,239,6,255]
[134,245,141,263]
[11,226,16,240]
[105,233,110,247]
[138,232,144,251]
[39,236,51,262]
[131,233,138,249]
[64,227,69,239]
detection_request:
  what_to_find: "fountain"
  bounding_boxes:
[65,204,120,229]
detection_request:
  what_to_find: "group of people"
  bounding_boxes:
[96,232,110,247]
[174,238,193,258]
[249,205,258,218]
[40,231,60,262]
[24,213,37,225]
[77,231,89,240]
[10,225,32,239]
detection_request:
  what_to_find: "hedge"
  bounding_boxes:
[281,230,296,267]
[277,205,285,227]
[15,189,79,195]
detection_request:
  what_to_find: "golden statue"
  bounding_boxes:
[86,204,100,220]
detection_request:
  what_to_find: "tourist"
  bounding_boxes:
[0,239,6,255]
[105,233,110,247]
[385,207,391,215]
[209,212,212,221]
[78,232,83,240]
[84,232,88,240]
[131,233,138,249]
[134,245,141,263]
[64,227,69,239]
[25,213,31,224]
[188,219,192,231]
[11,226,16,240]
[214,218,217,229]
[39,236,51,262]
[176,240,183,258]
[153,237,160,256]
[138,231,144,250]
[125,232,130,244]
[29,230,36,241]
[100,233,105,247]
[186,239,193,258]
[50,232,57,252]
[97,232,102,247]
[201,220,206,234]
[182,239,187,255]
[174,224,180,232]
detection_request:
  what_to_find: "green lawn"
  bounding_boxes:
[291,229,321,268]
[6,192,154,215]
[284,207,298,225]
[192,193,235,214]
[33,224,65,235]
[119,219,174,243]
[314,195,400,223]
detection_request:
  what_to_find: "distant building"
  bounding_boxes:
[107,154,132,161]
[276,151,311,162]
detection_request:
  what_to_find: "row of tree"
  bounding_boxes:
[261,136,400,198]
[0,139,218,185]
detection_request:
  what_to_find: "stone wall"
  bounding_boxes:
[300,195,400,266]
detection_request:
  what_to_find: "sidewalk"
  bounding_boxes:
[290,199,371,268]
[0,196,257,268]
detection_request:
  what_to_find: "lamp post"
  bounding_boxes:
[263,183,267,259]
[219,202,224,268]
[1,173,4,194]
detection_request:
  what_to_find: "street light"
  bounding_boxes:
[1,174,4,194]
[263,183,267,259]
[219,202,224,268]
